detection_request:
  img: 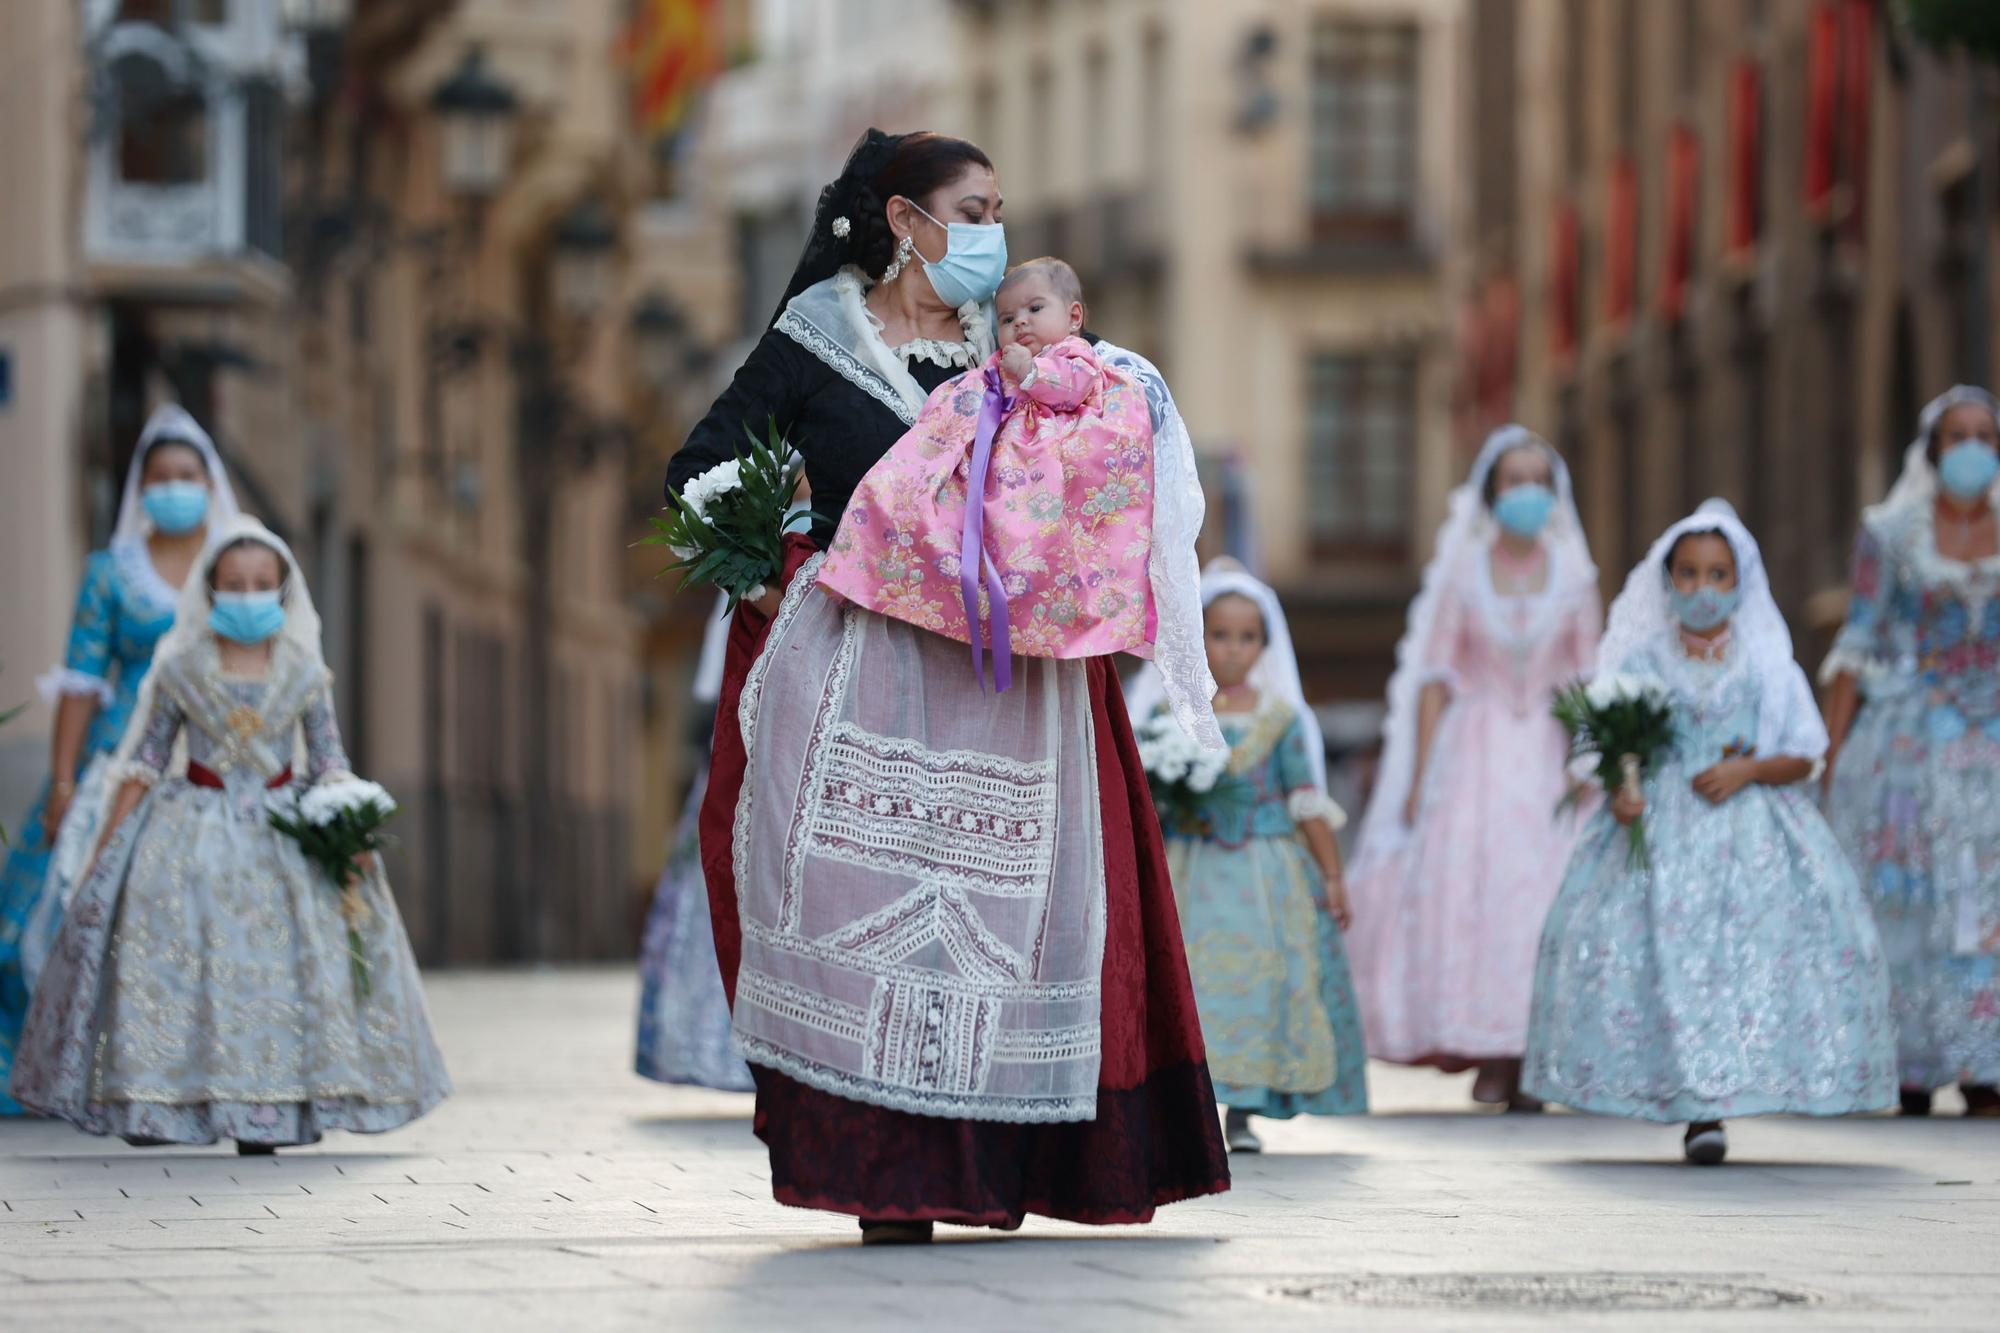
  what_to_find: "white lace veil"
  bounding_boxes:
[1598,498,1828,762]
[110,514,326,779]
[1092,340,1222,751]
[1126,561,1324,789]
[111,404,243,547]
[1350,424,1595,874]
[1873,384,2000,521]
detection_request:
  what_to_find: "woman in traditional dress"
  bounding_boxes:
[1344,425,1601,1109]
[633,597,753,1092]
[1823,385,2000,1116]
[666,129,1229,1243]
[0,405,239,1114]
[12,516,450,1149]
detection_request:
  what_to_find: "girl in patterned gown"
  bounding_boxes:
[1131,564,1367,1153]
[0,404,240,1114]
[1822,386,2000,1116]
[11,517,449,1150]
[1524,501,1896,1165]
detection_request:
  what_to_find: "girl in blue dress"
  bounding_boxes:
[0,405,238,1113]
[1524,501,1896,1164]
[1132,564,1367,1153]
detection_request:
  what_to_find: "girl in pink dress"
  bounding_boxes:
[1345,425,1602,1109]
[818,258,1157,685]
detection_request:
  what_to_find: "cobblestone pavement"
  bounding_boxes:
[1,968,1995,1331]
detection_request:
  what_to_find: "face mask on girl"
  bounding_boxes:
[1493,483,1556,538]
[1938,440,2000,500]
[910,202,1008,307]
[210,591,286,645]
[1669,586,1741,633]
[142,481,209,535]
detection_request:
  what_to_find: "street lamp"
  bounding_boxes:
[551,198,618,320]
[282,0,352,105]
[431,46,518,200]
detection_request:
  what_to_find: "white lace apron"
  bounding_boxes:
[731,555,1108,1122]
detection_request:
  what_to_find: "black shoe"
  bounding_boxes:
[1899,1088,1934,1117]
[235,1141,278,1156]
[859,1219,934,1246]
[1683,1121,1727,1166]
[1964,1084,2000,1118]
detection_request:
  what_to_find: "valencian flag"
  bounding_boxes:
[619,0,720,141]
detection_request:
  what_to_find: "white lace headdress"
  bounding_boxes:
[1875,384,2000,522]
[1124,561,1320,787]
[109,514,326,780]
[1599,498,1828,762]
[111,404,243,548]
[39,405,243,705]
[1350,424,1595,874]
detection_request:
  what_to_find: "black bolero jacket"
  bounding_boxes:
[664,327,960,548]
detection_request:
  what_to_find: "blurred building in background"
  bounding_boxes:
[1456,0,2000,654]
[948,0,1464,707]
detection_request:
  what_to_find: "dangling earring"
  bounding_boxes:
[880,234,915,284]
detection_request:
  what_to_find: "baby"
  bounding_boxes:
[818,257,1158,688]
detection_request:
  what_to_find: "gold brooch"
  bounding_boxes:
[225,705,263,743]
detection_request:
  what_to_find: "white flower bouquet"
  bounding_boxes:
[1136,711,1246,838]
[644,418,813,609]
[1552,672,1676,868]
[267,778,399,999]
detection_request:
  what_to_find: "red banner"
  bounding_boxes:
[1604,153,1638,326]
[1728,60,1761,255]
[1659,123,1700,323]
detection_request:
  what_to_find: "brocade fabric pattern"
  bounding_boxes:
[1824,515,2000,1090]
[9,649,450,1145]
[1523,639,1897,1122]
[818,336,1158,660]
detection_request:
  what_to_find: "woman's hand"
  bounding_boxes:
[1610,787,1646,826]
[41,781,75,844]
[344,851,381,886]
[1691,758,1756,805]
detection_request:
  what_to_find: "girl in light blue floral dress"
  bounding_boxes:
[0,405,239,1114]
[12,517,448,1150]
[1822,385,2000,1116]
[1525,502,1896,1165]
[1132,564,1367,1153]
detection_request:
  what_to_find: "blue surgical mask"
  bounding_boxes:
[1938,440,2000,500]
[1669,585,1741,633]
[210,590,286,645]
[1493,483,1556,538]
[911,202,1008,307]
[141,481,209,535]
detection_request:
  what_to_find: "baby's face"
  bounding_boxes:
[997,277,1078,355]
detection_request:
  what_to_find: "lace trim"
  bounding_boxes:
[734,551,834,934]
[1093,342,1221,751]
[740,920,1102,1002]
[37,666,114,706]
[109,536,180,615]
[735,1033,1098,1124]
[106,758,161,788]
[1225,700,1298,777]
[891,336,981,369]
[1288,787,1347,829]
[1870,490,2000,633]
[775,308,917,426]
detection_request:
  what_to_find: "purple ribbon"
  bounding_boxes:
[962,367,1016,691]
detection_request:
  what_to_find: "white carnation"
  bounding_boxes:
[1583,672,1665,709]
[679,458,746,525]
[296,778,397,827]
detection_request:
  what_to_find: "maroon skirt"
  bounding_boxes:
[699,537,1230,1228]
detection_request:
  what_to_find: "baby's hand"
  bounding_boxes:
[999,343,1035,383]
